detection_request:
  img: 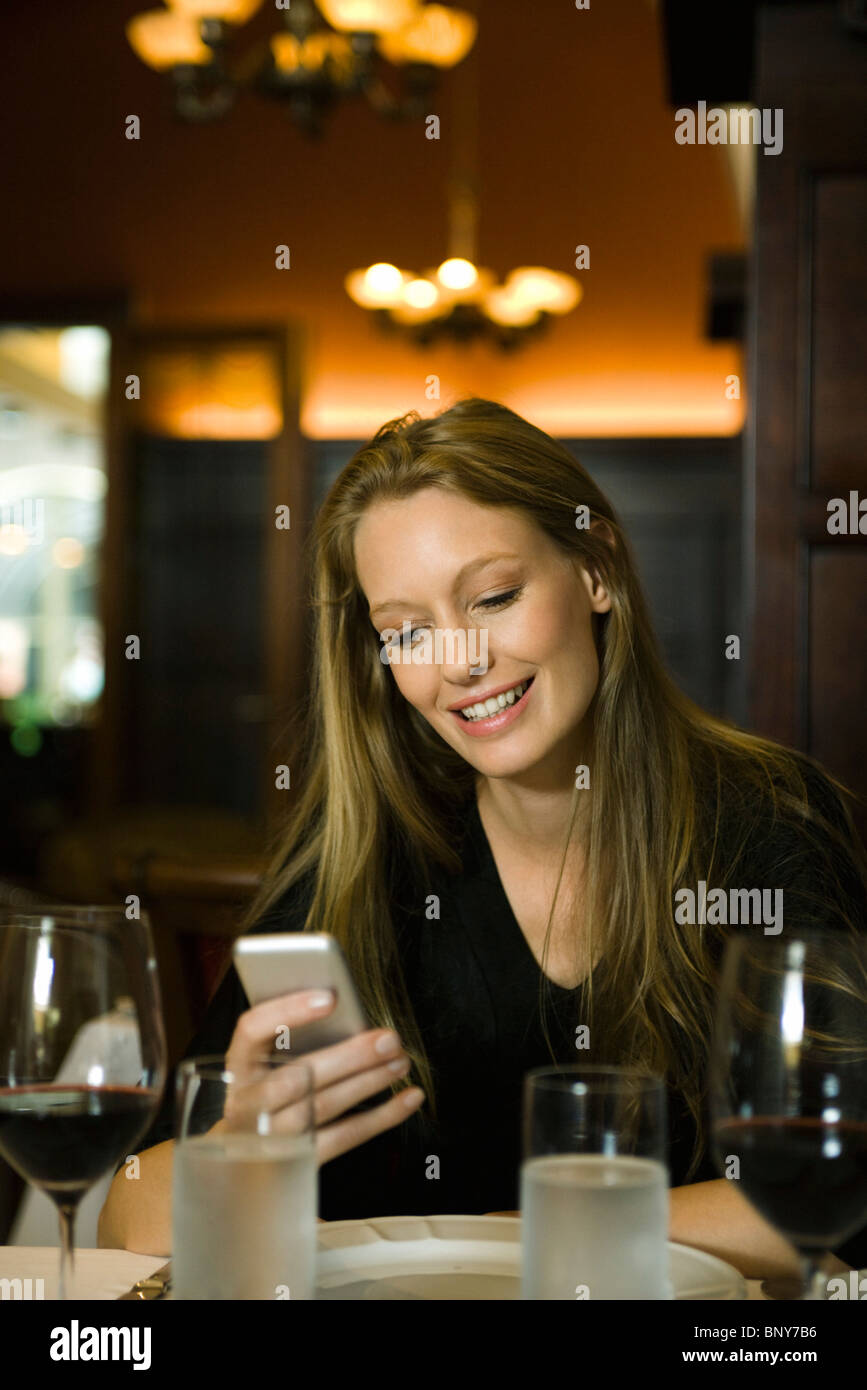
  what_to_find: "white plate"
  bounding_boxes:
[316,1215,747,1300]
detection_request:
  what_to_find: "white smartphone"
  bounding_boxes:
[232,932,369,1055]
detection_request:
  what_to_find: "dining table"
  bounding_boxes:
[0,1239,781,1302]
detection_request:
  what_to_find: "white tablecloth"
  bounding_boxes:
[0,1245,769,1300]
[0,1247,167,1300]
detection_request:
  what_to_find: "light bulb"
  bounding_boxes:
[403,278,439,309]
[436,258,478,291]
[165,0,265,22]
[318,0,420,35]
[483,287,542,328]
[505,267,582,313]
[345,263,409,307]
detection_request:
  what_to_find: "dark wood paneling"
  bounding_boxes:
[808,174,867,490]
[128,435,267,818]
[109,323,307,827]
[747,3,867,808]
[809,549,867,796]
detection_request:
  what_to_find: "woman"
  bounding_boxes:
[100,397,867,1278]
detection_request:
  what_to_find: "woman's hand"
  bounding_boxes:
[217,988,425,1164]
[97,988,424,1254]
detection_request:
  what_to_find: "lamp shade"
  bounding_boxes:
[345,263,410,307]
[390,278,443,323]
[504,267,582,314]
[378,5,477,67]
[435,257,478,291]
[428,262,495,304]
[483,286,543,328]
[126,10,213,70]
[165,0,265,22]
[402,278,440,309]
[317,0,420,35]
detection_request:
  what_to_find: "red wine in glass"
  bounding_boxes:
[710,930,867,1298]
[0,909,166,1299]
[0,1084,161,1206]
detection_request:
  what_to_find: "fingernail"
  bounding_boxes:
[403,1087,425,1108]
[375,1031,400,1055]
[388,1056,409,1073]
[308,991,333,1010]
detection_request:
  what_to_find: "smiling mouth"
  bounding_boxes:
[455,676,534,721]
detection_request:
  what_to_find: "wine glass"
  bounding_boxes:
[0,907,166,1299]
[709,929,867,1299]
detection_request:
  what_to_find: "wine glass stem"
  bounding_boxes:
[58,1203,76,1301]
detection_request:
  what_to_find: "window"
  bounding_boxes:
[0,325,110,752]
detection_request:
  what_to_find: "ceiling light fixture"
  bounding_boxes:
[345,248,582,347]
[344,15,582,348]
[126,0,477,133]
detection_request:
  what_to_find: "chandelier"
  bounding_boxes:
[345,170,582,348]
[126,0,477,133]
[346,258,582,348]
[344,22,581,349]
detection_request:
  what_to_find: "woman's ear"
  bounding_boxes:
[581,565,613,614]
[580,519,614,613]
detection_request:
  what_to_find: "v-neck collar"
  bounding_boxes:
[459,797,580,999]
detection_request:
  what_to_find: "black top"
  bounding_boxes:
[137,785,867,1269]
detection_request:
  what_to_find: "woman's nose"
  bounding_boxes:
[438,623,490,679]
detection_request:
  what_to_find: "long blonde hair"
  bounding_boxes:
[240,397,867,1175]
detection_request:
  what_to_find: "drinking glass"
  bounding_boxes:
[0,907,167,1299]
[709,929,867,1299]
[520,1065,671,1299]
[172,1054,318,1300]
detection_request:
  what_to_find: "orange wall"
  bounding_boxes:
[0,1,744,438]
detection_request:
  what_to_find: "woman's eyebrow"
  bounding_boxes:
[369,552,522,620]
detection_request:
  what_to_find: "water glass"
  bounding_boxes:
[172,1054,317,1300]
[520,1065,671,1299]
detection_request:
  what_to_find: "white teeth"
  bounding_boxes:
[460,680,528,721]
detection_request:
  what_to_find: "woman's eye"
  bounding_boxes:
[477,586,522,611]
[379,589,522,648]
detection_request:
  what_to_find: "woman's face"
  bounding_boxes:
[353,487,612,786]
